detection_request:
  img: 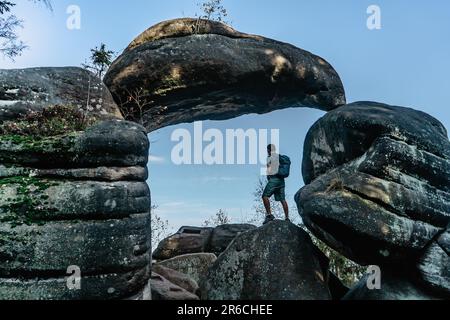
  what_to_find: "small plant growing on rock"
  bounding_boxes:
[82,43,115,79]
[193,0,230,33]
[0,105,94,137]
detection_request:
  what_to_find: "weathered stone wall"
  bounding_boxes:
[297,102,450,299]
[0,120,151,300]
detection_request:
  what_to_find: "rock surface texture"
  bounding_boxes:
[152,264,199,295]
[153,224,256,260]
[0,67,122,122]
[200,221,332,300]
[296,101,450,299]
[104,18,346,131]
[157,253,217,284]
[0,120,151,300]
[150,272,199,301]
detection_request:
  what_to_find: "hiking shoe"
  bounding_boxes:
[285,218,291,223]
[263,215,275,225]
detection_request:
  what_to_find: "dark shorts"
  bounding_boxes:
[262,177,286,202]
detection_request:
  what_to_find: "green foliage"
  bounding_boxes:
[299,224,366,287]
[0,176,58,228]
[0,105,94,137]
[82,43,115,79]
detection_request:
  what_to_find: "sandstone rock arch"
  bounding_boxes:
[0,19,448,300]
[104,18,346,132]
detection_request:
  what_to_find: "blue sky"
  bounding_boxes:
[2,1,450,230]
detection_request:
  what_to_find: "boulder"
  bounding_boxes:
[328,273,350,300]
[0,180,150,221]
[200,220,331,300]
[0,119,152,300]
[296,101,450,297]
[157,253,217,284]
[343,270,440,301]
[104,18,346,131]
[152,264,199,295]
[152,226,213,261]
[0,67,122,122]
[150,272,199,301]
[209,224,257,256]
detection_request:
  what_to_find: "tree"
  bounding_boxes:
[151,205,171,250]
[197,0,228,22]
[252,176,365,286]
[82,43,115,79]
[116,87,154,127]
[203,209,232,227]
[249,177,300,224]
[253,177,284,219]
[0,0,52,60]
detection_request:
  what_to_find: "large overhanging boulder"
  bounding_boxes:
[0,67,122,122]
[296,101,450,298]
[104,18,346,131]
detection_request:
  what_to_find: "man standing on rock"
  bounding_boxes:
[262,144,291,225]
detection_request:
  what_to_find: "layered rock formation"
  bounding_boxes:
[1,17,448,301]
[0,67,122,122]
[0,120,151,300]
[104,18,346,131]
[200,221,331,300]
[296,102,450,299]
[153,224,256,260]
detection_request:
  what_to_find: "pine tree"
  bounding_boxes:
[82,43,115,79]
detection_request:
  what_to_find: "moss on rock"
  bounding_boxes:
[0,176,60,228]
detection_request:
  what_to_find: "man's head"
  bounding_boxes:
[267,144,277,156]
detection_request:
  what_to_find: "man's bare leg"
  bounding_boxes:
[281,200,289,220]
[263,197,272,216]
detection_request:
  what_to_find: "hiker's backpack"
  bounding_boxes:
[277,155,291,178]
